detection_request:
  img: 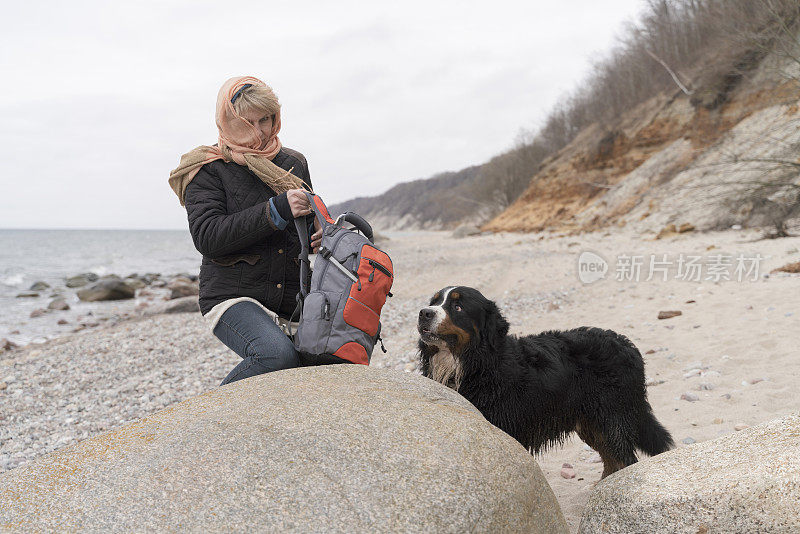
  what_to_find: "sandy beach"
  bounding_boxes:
[1,228,799,531]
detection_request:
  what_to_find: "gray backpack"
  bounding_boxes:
[292,192,393,366]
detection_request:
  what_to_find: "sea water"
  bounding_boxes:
[0,229,201,346]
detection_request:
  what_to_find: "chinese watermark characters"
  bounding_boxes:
[578,251,764,284]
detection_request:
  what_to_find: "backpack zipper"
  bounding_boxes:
[367,259,393,296]
[368,259,392,278]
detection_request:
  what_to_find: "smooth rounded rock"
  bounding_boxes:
[29,281,50,291]
[47,298,70,311]
[123,277,146,289]
[579,413,800,534]
[143,296,200,315]
[65,273,99,288]
[168,282,199,300]
[0,365,567,533]
[77,280,135,301]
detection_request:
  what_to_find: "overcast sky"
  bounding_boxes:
[0,0,644,230]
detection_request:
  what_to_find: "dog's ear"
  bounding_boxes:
[482,300,510,350]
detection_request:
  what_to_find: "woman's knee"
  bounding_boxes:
[248,334,299,370]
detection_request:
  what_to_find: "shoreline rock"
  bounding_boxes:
[65,273,99,288]
[77,280,136,302]
[47,298,70,311]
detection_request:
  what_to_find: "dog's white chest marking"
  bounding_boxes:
[430,347,462,391]
[422,287,464,390]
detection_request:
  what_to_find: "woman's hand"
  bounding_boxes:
[311,218,322,253]
[287,189,312,218]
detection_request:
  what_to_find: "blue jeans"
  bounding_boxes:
[213,301,300,385]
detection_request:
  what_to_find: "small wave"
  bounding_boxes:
[1,274,24,287]
[89,266,109,276]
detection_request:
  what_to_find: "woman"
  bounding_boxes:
[169,76,321,385]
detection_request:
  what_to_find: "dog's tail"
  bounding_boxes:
[636,409,674,456]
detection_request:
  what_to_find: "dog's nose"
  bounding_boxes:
[419,308,435,321]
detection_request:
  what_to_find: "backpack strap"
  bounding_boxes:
[306,191,336,228]
[294,191,334,298]
[293,192,375,297]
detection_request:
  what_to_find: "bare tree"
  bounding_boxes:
[337,1,800,231]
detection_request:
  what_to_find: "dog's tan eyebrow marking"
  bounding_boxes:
[451,291,460,299]
[432,291,441,302]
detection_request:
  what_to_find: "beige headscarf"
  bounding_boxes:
[169,76,308,206]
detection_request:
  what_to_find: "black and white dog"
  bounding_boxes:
[417,286,673,478]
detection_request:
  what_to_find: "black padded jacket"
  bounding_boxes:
[184,147,313,317]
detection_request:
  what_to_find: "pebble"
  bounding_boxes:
[682,362,706,372]
[682,437,696,445]
[0,313,235,472]
[748,377,764,385]
[680,392,699,402]
[1,338,19,351]
[560,463,576,479]
[734,423,750,431]
[586,453,602,464]
[697,383,715,391]
[683,369,701,379]
[646,377,665,386]
[658,310,682,320]
[713,418,724,424]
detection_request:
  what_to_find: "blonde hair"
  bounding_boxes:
[233,83,280,118]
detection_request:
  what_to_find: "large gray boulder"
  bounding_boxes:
[579,413,800,534]
[0,365,567,533]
